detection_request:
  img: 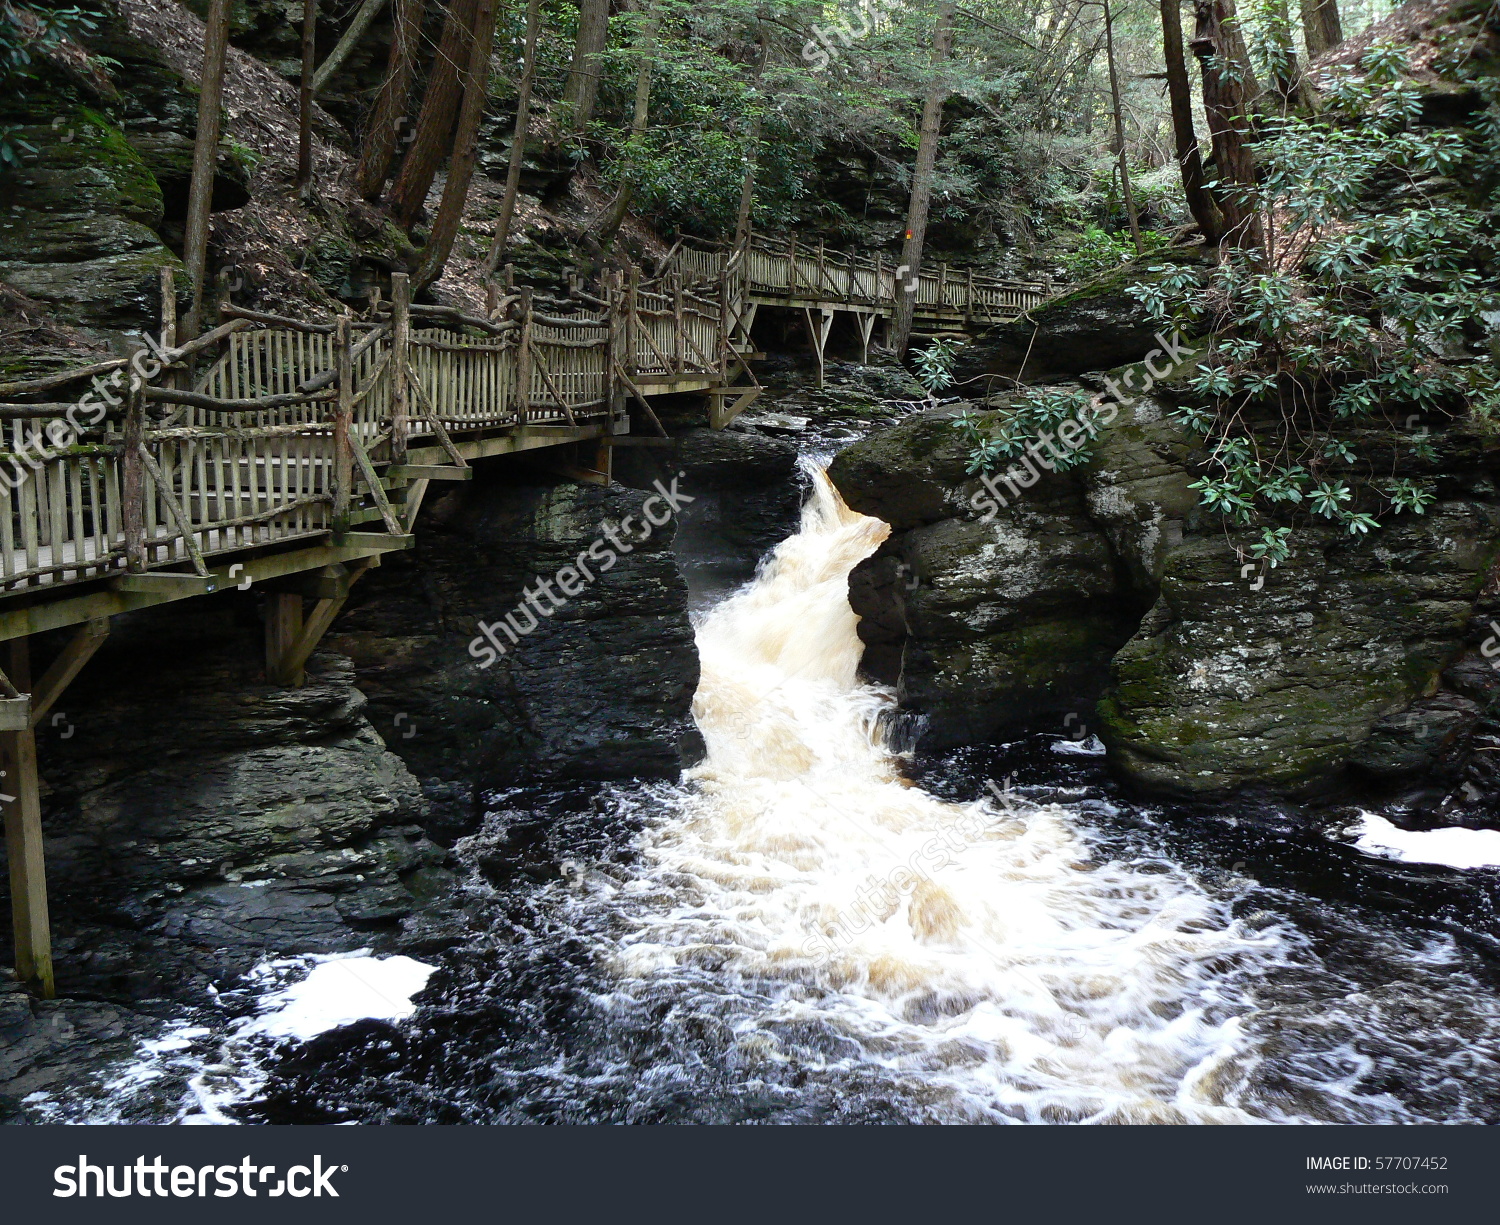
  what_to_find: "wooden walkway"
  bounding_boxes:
[0,234,1056,996]
[666,233,1049,383]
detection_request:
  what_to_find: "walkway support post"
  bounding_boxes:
[3,638,51,998]
[332,314,353,531]
[122,386,147,572]
[265,593,305,686]
[391,272,411,461]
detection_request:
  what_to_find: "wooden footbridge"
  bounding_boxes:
[0,234,1051,996]
[662,233,1051,385]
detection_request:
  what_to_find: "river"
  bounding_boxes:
[25,460,1500,1125]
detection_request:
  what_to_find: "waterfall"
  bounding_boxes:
[611,462,1279,1123]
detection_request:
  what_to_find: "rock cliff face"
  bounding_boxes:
[327,462,703,838]
[830,339,1500,808]
[830,410,1145,746]
[21,602,443,1003]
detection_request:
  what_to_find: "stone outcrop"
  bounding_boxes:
[611,426,804,601]
[830,409,1144,745]
[10,602,442,1003]
[950,253,1212,386]
[327,462,703,838]
[830,368,1500,806]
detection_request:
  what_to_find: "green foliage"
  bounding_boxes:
[913,336,962,392]
[1125,46,1497,546]
[1059,226,1169,279]
[955,387,1097,477]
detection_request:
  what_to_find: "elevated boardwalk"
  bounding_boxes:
[0,234,1057,995]
[664,233,1049,383]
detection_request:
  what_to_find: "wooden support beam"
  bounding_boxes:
[386,465,473,481]
[400,478,430,533]
[3,638,52,998]
[331,531,415,550]
[271,559,376,687]
[708,386,762,430]
[265,591,306,686]
[112,573,220,595]
[856,313,876,364]
[29,618,108,727]
[803,306,833,389]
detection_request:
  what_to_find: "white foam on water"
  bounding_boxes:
[602,462,1286,1124]
[238,954,436,1040]
[1051,735,1106,756]
[20,953,435,1124]
[1352,812,1500,870]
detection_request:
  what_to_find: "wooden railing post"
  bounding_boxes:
[391,272,411,461]
[939,262,948,309]
[786,234,797,294]
[332,314,353,532]
[122,385,147,572]
[672,275,684,374]
[875,252,885,306]
[604,272,620,425]
[516,287,533,426]
[626,266,640,379]
[718,273,730,380]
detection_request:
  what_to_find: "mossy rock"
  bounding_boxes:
[951,249,1213,385]
[0,108,178,328]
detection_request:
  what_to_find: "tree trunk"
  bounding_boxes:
[1263,0,1314,111]
[355,0,424,201]
[297,0,317,188]
[486,0,543,272]
[387,0,481,230]
[1192,0,1263,253]
[890,0,954,358]
[1161,0,1222,241]
[1103,0,1142,253]
[182,0,231,341]
[562,0,611,133]
[1299,0,1342,58]
[312,0,389,94]
[412,0,500,291]
[732,32,767,252]
[589,1,654,254]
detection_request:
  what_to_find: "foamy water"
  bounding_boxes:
[603,464,1284,1123]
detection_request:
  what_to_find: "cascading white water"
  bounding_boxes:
[609,462,1283,1123]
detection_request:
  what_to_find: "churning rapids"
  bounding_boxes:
[29,463,1500,1125]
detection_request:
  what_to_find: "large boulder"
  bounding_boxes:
[830,406,1144,744]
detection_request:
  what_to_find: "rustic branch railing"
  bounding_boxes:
[0,264,732,596]
[0,238,1059,599]
[660,232,1050,325]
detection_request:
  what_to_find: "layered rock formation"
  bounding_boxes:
[831,334,1500,807]
[327,461,703,839]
